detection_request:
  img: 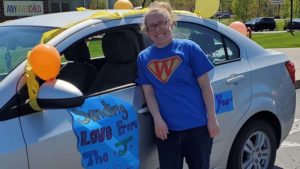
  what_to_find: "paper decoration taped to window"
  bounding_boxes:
[214,90,234,114]
[68,95,139,169]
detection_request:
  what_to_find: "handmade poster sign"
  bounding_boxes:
[215,90,234,114]
[68,95,139,169]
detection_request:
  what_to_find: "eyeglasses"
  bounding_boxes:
[147,20,169,32]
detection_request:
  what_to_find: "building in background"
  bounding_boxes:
[0,0,111,22]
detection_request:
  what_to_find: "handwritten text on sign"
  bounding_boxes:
[214,90,234,114]
[68,95,139,169]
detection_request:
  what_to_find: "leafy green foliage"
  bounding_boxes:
[135,0,300,20]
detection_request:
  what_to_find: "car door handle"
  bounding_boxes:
[226,74,245,84]
[138,107,149,114]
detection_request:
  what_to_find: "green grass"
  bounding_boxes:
[88,39,104,58]
[252,32,300,48]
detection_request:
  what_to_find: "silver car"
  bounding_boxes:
[0,9,296,169]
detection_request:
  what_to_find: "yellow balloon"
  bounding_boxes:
[114,0,133,9]
[194,0,219,18]
[76,7,86,11]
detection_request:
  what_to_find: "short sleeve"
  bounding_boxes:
[136,54,150,85]
[189,42,214,78]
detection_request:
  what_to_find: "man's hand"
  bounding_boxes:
[154,116,169,140]
[207,115,219,138]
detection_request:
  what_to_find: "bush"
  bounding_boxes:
[275,19,285,31]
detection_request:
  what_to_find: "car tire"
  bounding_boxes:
[227,119,277,169]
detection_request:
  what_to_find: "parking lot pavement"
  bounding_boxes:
[270,48,300,89]
[274,89,300,169]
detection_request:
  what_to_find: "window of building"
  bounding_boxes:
[50,2,70,13]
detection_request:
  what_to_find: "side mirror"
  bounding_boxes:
[37,79,84,109]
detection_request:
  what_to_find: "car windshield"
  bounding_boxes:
[0,26,52,81]
[293,18,300,22]
[249,17,261,23]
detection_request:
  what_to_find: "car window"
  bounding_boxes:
[87,35,104,59]
[58,28,140,95]
[173,22,240,65]
[251,18,260,23]
[61,35,104,64]
[224,37,239,60]
[0,26,52,81]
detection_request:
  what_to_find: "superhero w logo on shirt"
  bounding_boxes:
[147,56,182,83]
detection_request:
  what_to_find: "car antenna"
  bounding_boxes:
[142,0,154,8]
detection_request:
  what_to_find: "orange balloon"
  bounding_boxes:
[114,0,133,9]
[29,44,61,81]
[229,21,248,36]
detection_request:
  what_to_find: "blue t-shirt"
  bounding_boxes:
[136,39,214,131]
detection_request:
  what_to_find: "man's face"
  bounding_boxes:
[145,11,173,48]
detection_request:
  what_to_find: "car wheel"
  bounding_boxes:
[227,120,277,169]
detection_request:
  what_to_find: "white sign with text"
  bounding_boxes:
[4,1,44,16]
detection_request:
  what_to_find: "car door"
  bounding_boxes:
[20,85,155,169]
[19,19,158,169]
[0,98,28,169]
[0,26,50,169]
[261,18,267,30]
[173,20,251,167]
[0,67,28,169]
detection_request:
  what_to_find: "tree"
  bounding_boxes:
[231,0,255,21]
[89,0,107,9]
[168,0,195,11]
[125,0,300,19]
[220,0,232,13]
[283,0,300,18]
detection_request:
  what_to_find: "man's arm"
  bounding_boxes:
[142,85,169,140]
[197,73,219,138]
